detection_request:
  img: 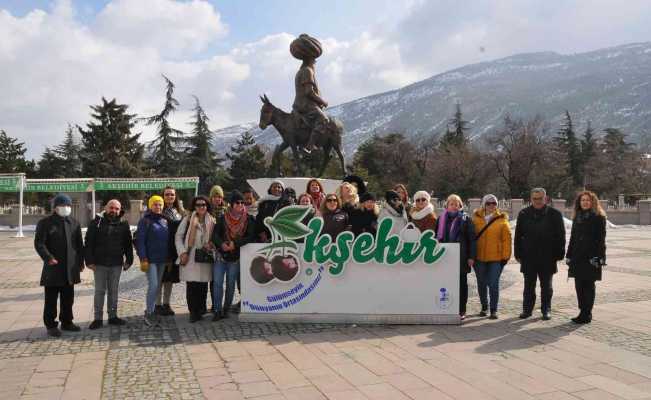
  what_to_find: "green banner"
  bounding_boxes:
[0,176,21,192]
[94,180,197,191]
[25,181,91,192]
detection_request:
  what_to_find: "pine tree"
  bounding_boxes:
[226,131,267,191]
[53,124,81,177]
[79,97,144,177]
[593,128,639,196]
[184,96,225,193]
[555,110,582,189]
[0,130,30,173]
[143,75,184,176]
[580,121,597,188]
[441,102,469,148]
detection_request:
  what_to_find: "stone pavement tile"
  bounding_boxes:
[535,392,581,400]
[301,367,336,379]
[282,386,327,400]
[357,383,412,400]
[21,384,65,397]
[496,357,594,392]
[251,395,287,400]
[577,375,650,399]
[344,348,404,376]
[431,357,537,400]
[572,389,627,400]
[381,372,431,392]
[241,339,279,356]
[226,358,262,372]
[402,387,455,400]
[582,363,650,385]
[253,353,287,365]
[397,359,494,400]
[61,353,105,400]
[216,340,251,360]
[332,360,383,386]
[25,370,68,389]
[309,374,356,394]
[232,370,270,384]
[195,366,229,377]
[633,382,651,393]
[239,381,280,398]
[202,388,245,400]
[36,355,74,373]
[272,341,329,370]
[505,349,592,378]
[383,335,447,361]
[612,356,651,379]
[323,389,369,400]
[258,361,310,389]
[486,368,558,395]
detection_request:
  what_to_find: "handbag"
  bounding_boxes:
[194,247,215,264]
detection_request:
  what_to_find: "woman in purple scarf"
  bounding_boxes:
[435,194,477,320]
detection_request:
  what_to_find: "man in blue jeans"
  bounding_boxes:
[84,199,133,329]
[211,191,255,321]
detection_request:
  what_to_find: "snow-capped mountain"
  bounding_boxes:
[214,42,651,158]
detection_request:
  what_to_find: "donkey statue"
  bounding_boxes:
[258,94,346,177]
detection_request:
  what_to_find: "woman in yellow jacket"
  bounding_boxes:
[472,194,512,319]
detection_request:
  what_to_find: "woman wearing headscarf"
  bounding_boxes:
[176,196,215,323]
[306,179,326,212]
[255,180,284,242]
[378,190,409,236]
[320,193,351,238]
[136,195,170,327]
[156,186,184,317]
[393,183,413,217]
[567,191,607,324]
[472,194,511,319]
[212,191,255,320]
[410,191,437,232]
[435,194,476,320]
[350,192,379,237]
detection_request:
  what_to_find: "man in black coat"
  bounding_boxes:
[84,199,134,330]
[34,194,84,337]
[515,188,566,320]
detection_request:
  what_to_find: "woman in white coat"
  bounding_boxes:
[378,190,409,236]
[176,196,216,322]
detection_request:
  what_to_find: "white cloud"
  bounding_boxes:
[95,0,227,57]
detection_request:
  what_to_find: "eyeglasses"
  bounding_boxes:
[415,198,428,203]
[164,193,175,197]
[485,202,497,206]
[233,201,244,205]
[195,203,207,207]
[531,197,545,201]
[326,198,338,203]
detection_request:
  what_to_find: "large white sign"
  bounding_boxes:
[239,206,460,324]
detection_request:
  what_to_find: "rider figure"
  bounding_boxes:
[291,34,329,154]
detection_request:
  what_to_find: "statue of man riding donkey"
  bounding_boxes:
[259,34,346,177]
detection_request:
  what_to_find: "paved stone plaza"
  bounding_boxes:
[1,227,651,400]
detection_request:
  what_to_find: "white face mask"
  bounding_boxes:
[56,206,72,217]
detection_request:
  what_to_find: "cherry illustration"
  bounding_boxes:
[271,254,300,281]
[250,256,274,284]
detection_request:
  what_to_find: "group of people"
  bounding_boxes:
[34,178,606,337]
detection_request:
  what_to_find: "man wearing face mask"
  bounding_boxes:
[34,193,84,337]
[84,199,134,330]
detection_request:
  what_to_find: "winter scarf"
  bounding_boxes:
[437,211,462,242]
[410,203,435,221]
[225,208,249,242]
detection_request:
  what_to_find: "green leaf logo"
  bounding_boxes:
[264,205,312,240]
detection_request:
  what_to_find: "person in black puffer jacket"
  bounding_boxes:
[84,199,133,329]
[350,192,378,237]
[566,191,607,324]
[255,180,284,242]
